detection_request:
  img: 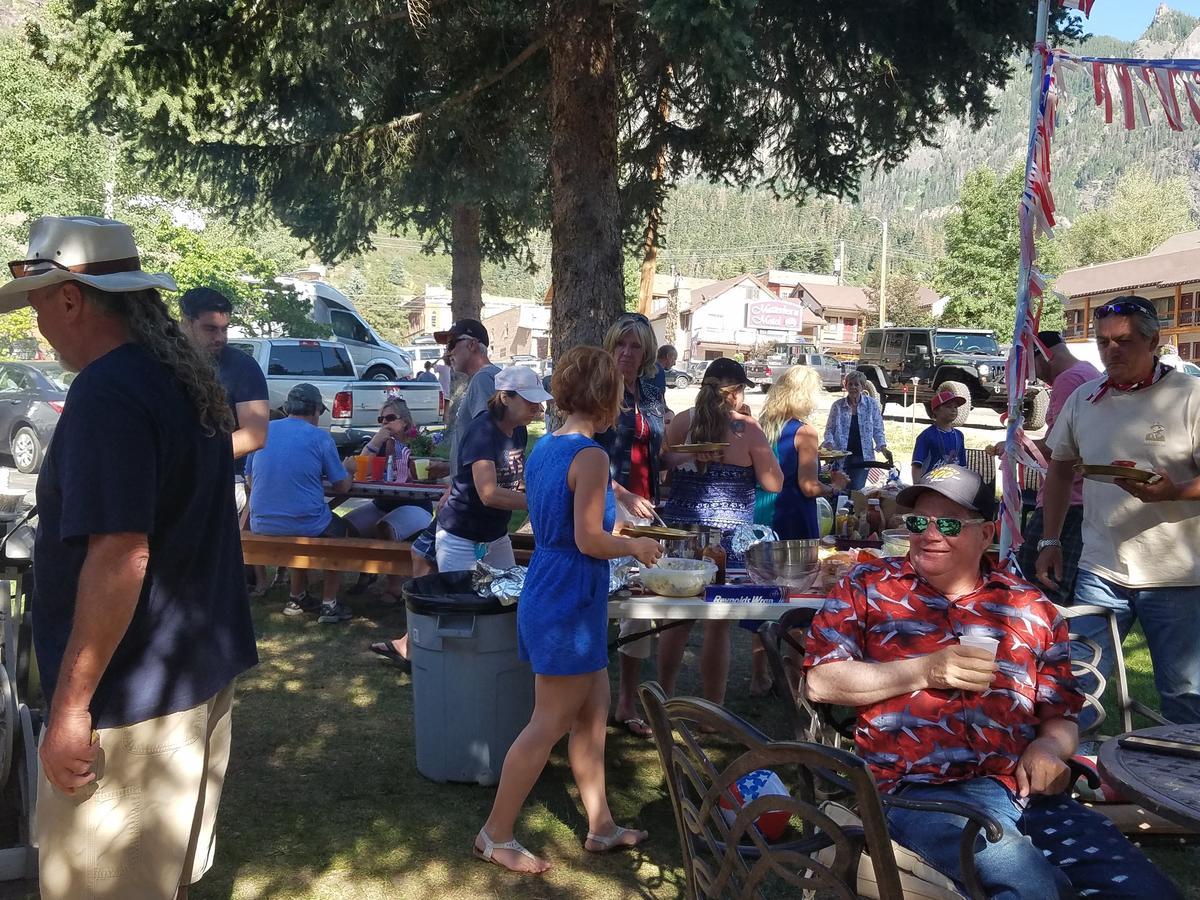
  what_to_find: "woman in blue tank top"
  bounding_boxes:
[474,347,662,875]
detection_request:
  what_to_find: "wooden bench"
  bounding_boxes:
[241,533,414,577]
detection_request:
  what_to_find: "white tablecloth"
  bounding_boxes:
[608,596,825,621]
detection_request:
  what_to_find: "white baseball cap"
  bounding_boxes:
[495,365,551,403]
[0,216,177,311]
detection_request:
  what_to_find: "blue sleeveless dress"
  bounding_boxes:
[517,432,617,676]
[758,419,820,540]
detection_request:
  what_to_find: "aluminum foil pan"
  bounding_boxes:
[609,556,637,595]
[730,524,779,557]
[473,562,527,607]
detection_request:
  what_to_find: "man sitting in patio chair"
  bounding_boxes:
[803,464,1180,900]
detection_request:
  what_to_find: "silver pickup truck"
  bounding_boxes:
[229,338,443,452]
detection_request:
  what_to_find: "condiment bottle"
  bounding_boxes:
[701,529,727,584]
[866,498,885,540]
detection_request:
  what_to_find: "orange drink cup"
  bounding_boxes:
[354,454,371,481]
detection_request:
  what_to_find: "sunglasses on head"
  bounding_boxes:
[904,515,985,537]
[618,312,651,326]
[8,259,70,279]
[1093,298,1157,320]
[378,413,404,424]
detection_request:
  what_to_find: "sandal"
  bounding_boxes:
[584,825,648,854]
[610,716,653,740]
[369,640,411,673]
[473,828,548,874]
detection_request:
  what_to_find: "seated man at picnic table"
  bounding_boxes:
[803,464,1180,900]
[246,382,354,624]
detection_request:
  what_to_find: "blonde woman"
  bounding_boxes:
[658,358,783,706]
[757,366,849,539]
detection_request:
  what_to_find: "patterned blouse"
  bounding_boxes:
[823,395,887,461]
[803,557,1081,794]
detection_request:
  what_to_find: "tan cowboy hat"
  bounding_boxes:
[0,216,177,312]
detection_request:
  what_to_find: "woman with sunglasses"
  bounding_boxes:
[435,366,546,572]
[345,398,432,608]
[823,371,891,492]
[658,357,783,707]
[595,312,669,739]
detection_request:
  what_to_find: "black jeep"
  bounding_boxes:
[855,327,1046,428]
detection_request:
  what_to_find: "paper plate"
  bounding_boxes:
[1076,464,1162,485]
[819,449,851,460]
[670,442,729,454]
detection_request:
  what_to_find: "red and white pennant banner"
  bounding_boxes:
[1061,0,1095,15]
[1055,51,1200,132]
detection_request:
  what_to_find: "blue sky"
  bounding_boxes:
[1075,1,1200,39]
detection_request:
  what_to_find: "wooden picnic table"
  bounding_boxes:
[324,480,446,509]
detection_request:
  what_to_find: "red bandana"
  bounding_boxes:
[1087,357,1170,404]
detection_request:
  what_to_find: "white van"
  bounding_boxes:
[403,344,446,368]
[277,276,413,381]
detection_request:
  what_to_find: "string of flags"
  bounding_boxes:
[1060,0,1095,15]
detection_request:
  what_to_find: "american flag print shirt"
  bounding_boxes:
[802,557,1082,793]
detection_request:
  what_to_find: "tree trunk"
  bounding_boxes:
[665,288,679,346]
[450,204,483,322]
[638,62,673,316]
[548,0,622,359]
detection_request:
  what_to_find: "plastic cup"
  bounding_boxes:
[370,455,387,481]
[354,455,371,481]
[958,634,1000,658]
[413,458,430,481]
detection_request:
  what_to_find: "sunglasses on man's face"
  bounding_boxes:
[1093,299,1157,321]
[904,515,985,537]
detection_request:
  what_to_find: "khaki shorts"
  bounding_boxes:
[37,683,235,900]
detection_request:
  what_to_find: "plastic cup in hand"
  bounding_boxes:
[354,455,371,481]
[370,455,387,481]
[958,634,1000,658]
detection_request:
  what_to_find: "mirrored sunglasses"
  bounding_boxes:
[1093,299,1157,320]
[903,514,985,537]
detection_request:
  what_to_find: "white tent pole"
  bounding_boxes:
[1000,0,1051,560]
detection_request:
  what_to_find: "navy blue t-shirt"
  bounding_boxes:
[438,410,526,543]
[218,344,268,476]
[912,424,966,474]
[33,343,259,729]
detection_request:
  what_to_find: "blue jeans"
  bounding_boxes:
[885,779,1073,900]
[845,456,869,492]
[1071,570,1200,726]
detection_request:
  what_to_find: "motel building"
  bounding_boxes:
[1055,231,1200,359]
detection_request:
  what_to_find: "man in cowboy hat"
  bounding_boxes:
[1,216,258,900]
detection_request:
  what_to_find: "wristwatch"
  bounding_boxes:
[1037,538,1061,551]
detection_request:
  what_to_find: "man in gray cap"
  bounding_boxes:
[0,216,258,899]
[802,463,1177,899]
[245,382,353,622]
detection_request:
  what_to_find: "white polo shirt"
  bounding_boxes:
[1047,368,1200,588]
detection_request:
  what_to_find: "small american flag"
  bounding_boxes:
[1061,0,1095,15]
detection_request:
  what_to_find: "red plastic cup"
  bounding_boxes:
[370,456,387,481]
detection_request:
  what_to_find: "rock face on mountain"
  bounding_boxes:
[0,1,44,32]
[866,4,1200,221]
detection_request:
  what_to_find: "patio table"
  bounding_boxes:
[1098,724,1200,832]
[325,480,445,510]
[607,593,825,649]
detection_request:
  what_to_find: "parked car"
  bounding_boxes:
[662,367,693,389]
[744,351,844,391]
[855,326,1047,428]
[278,276,413,381]
[229,338,443,453]
[0,361,71,473]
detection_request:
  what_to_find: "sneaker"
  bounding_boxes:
[282,593,319,616]
[317,601,352,624]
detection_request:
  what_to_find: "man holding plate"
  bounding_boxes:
[1038,295,1200,724]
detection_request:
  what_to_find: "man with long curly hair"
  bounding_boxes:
[0,216,258,900]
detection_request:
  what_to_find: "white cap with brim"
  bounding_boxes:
[494,364,552,403]
[0,216,177,312]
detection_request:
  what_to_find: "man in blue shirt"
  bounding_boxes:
[0,215,258,900]
[180,286,269,513]
[247,383,353,623]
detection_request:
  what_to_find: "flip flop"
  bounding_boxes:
[473,828,548,874]
[610,716,653,740]
[584,825,648,854]
[369,640,411,673]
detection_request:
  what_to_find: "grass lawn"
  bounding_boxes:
[136,586,1196,900]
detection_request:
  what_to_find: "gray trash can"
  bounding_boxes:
[403,572,534,785]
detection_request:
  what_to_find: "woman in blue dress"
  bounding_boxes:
[658,358,783,707]
[474,346,662,875]
[749,365,848,694]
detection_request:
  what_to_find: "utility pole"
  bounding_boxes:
[835,240,845,285]
[877,218,889,328]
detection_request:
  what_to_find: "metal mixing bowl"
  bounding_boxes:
[745,539,821,590]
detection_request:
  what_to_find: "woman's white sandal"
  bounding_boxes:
[473,828,544,873]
